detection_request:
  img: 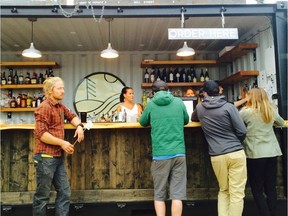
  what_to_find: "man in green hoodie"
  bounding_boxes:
[140,80,189,216]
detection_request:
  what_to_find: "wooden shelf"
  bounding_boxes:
[0,61,60,68]
[220,70,259,85]
[218,43,258,63]
[0,107,37,112]
[141,60,217,68]
[0,84,43,89]
[142,82,204,88]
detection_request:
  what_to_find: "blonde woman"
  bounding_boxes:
[239,88,285,216]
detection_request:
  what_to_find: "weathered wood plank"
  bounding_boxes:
[2,187,286,205]
[0,128,285,205]
[28,131,36,191]
[9,130,29,191]
[1,130,11,191]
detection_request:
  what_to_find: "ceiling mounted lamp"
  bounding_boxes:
[22,18,42,58]
[177,41,195,57]
[176,8,195,57]
[101,18,119,59]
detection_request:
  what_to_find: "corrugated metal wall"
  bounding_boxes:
[0,27,276,123]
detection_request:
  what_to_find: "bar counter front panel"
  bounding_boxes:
[0,123,285,205]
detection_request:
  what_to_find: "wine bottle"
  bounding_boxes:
[150,69,155,83]
[13,70,19,84]
[168,68,174,83]
[156,68,161,81]
[162,68,167,82]
[192,68,197,82]
[204,68,209,81]
[175,68,180,82]
[187,68,192,82]
[200,68,205,82]
[144,68,149,83]
[181,68,186,82]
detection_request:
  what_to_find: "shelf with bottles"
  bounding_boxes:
[141,82,204,88]
[1,86,44,112]
[0,107,37,112]
[142,66,210,88]
[220,70,259,85]
[0,84,43,89]
[141,60,217,68]
[0,61,60,68]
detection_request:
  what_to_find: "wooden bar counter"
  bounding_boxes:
[0,122,286,205]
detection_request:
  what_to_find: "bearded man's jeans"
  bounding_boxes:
[33,154,71,216]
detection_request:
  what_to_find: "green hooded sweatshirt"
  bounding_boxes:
[139,91,189,157]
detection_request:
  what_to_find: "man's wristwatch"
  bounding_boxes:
[77,123,84,129]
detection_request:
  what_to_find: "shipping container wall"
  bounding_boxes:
[0,27,276,123]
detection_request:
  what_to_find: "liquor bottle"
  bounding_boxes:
[38,73,44,84]
[13,70,19,84]
[142,90,147,109]
[200,68,205,82]
[32,96,37,108]
[204,68,209,81]
[31,72,38,84]
[175,68,180,82]
[168,68,174,83]
[9,96,17,108]
[144,68,149,83]
[18,72,24,84]
[17,94,22,107]
[45,69,49,79]
[1,72,7,85]
[24,72,31,84]
[150,69,155,83]
[48,68,54,77]
[26,94,33,107]
[7,69,13,84]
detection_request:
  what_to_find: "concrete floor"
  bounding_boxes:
[1,199,287,216]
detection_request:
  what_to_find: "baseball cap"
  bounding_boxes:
[203,80,219,96]
[152,80,168,92]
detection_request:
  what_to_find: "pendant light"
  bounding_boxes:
[22,18,42,58]
[101,18,119,59]
[177,41,195,57]
[176,8,195,57]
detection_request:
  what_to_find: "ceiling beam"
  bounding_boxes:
[0,3,286,19]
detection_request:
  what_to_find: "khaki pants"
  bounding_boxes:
[211,150,247,216]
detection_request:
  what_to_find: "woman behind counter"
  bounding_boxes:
[116,87,143,122]
[183,87,196,97]
[239,88,285,216]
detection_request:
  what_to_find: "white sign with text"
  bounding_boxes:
[168,28,238,40]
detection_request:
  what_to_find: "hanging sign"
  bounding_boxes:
[168,28,238,40]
